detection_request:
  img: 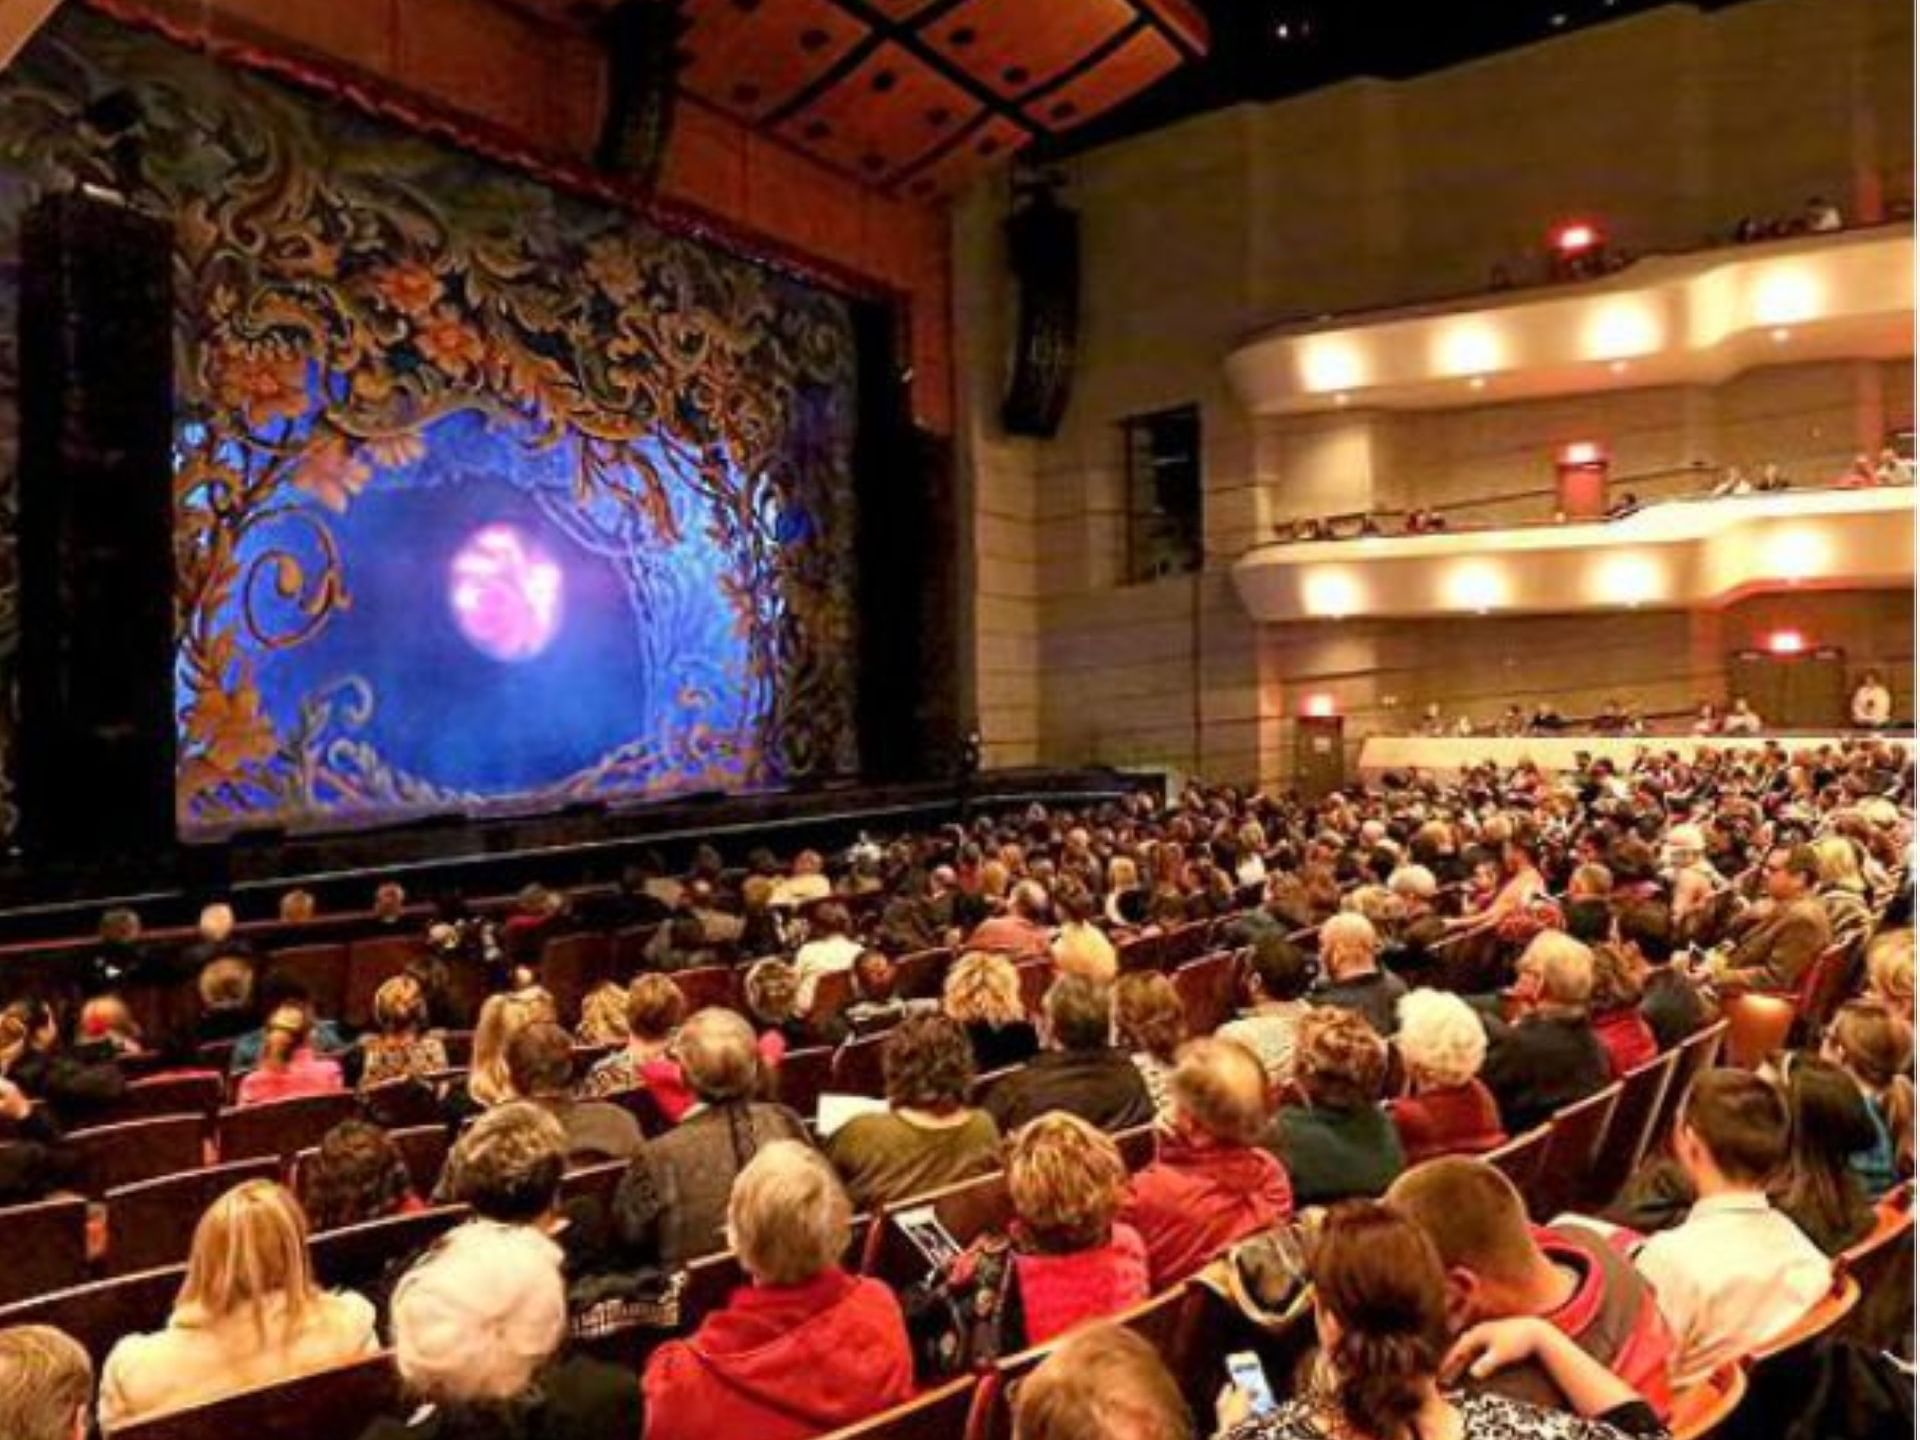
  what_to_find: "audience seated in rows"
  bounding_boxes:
[1114,972,1186,1122]
[1120,1037,1293,1289]
[614,1008,806,1267]
[298,1120,424,1232]
[1388,1159,1675,1420]
[506,1020,644,1164]
[642,1143,913,1440]
[365,1215,638,1440]
[1217,936,1314,1087]
[1267,1006,1405,1204]
[99,1180,378,1430]
[1389,989,1507,1164]
[985,976,1154,1134]
[823,1013,1000,1209]
[1217,1203,1664,1440]
[943,950,1042,1072]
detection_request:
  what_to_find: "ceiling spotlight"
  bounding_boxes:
[1609,359,1629,374]
[1333,391,1351,407]
[1549,12,1568,26]
[1770,326,1792,343]
[1468,375,1488,391]
[1275,21,1290,38]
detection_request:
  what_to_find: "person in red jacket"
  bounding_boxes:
[1387,1156,1677,1421]
[1590,944,1659,1079]
[643,1141,914,1440]
[1121,1037,1293,1287]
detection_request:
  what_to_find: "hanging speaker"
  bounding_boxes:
[18,190,178,862]
[1001,183,1079,439]
[594,0,684,189]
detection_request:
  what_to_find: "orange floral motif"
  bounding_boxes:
[584,236,641,304]
[292,436,372,513]
[209,343,308,428]
[187,679,278,774]
[371,262,442,316]
[415,305,487,378]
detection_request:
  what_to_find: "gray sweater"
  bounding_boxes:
[613,1101,809,1266]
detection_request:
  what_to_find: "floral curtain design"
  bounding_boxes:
[0,8,861,837]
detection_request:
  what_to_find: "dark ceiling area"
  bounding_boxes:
[1040,0,1771,160]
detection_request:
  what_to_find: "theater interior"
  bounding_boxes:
[0,0,1909,1437]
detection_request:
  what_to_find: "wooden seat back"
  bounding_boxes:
[65,1113,208,1196]
[115,1351,400,1440]
[1528,1081,1621,1220]
[0,1195,88,1306]
[105,1158,279,1275]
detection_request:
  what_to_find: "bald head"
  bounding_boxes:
[1168,1037,1271,1146]
[1319,911,1379,980]
[676,1007,760,1102]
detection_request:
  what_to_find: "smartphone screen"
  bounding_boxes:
[1227,1351,1277,1417]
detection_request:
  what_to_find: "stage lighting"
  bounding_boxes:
[1765,629,1807,655]
[449,524,565,663]
[1553,221,1599,254]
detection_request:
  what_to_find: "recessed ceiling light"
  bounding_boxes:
[1468,375,1488,390]
[1334,391,1351,406]
[1771,326,1792,343]
[1549,12,1568,26]
[1275,21,1291,39]
[1609,360,1629,374]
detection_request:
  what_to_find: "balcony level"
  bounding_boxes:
[1231,486,1915,624]
[1225,224,1914,414]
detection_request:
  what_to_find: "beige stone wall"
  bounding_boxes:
[950,0,1915,788]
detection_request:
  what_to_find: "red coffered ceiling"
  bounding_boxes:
[505,0,1209,197]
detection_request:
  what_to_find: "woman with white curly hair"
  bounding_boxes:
[360,1221,639,1440]
[1387,989,1506,1165]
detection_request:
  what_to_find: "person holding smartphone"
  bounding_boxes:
[1216,1203,1667,1440]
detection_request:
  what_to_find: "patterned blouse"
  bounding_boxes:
[358,1034,449,1089]
[1228,1393,1665,1440]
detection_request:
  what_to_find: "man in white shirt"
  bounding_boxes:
[792,900,863,1012]
[1633,1069,1832,1387]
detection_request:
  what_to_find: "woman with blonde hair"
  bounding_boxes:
[464,988,557,1114]
[356,975,448,1090]
[573,982,630,1048]
[235,1002,344,1107]
[99,1180,376,1428]
[943,950,1040,1072]
[1809,833,1873,955]
[1104,855,1143,927]
[1002,1112,1149,1345]
[1866,929,1915,1012]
